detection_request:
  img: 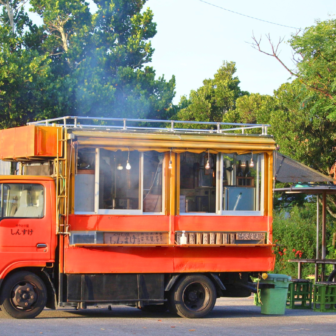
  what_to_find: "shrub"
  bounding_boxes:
[272,203,335,279]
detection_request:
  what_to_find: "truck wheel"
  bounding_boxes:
[0,271,47,319]
[169,275,216,318]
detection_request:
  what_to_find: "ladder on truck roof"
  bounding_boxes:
[27,116,270,136]
[55,129,70,235]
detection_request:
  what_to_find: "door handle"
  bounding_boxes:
[37,243,47,248]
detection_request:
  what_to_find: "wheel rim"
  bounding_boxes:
[11,281,38,311]
[182,282,210,312]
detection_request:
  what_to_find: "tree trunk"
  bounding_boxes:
[5,2,15,32]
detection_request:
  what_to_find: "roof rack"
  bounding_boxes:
[27,116,270,135]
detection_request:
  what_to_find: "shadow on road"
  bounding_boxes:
[0,304,332,320]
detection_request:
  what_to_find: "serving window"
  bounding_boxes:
[74,147,264,216]
[179,152,264,216]
[74,148,164,215]
[97,149,164,215]
[179,152,217,214]
[99,149,141,211]
[143,151,164,213]
[219,153,264,215]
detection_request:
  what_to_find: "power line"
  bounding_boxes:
[199,0,300,30]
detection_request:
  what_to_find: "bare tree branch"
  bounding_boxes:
[326,202,336,218]
[252,33,336,102]
[16,0,28,13]
[0,0,29,32]
[44,16,71,64]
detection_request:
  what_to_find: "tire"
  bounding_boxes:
[141,303,168,313]
[168,275,216,318]
[0,271,47,319]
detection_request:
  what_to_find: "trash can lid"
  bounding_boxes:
[261,274,291,282]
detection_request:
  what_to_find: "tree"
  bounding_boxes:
[174,62,248,126]
[29,0,91,66]
[0,1,72,128]
[29,0,175,119]
[224,92,275,128]
[0,0,28,32]
[227,80,336,176]
[253,19,336,121]
[271,81,335,176]
[0,1,176,128]
[227,78,336,216]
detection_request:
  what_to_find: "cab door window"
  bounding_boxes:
[0,184,44,218]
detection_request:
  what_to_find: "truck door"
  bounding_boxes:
[0,182,52,260]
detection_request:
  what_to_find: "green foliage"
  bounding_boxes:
[223,92,276,135]
[271,81,336,175]
[0,3,71,127]
[226,79,336,177]
[273,203,335,279]
[70,0,176,118]
[174,62,248,127]
[289,20,336,121]
[0,0,175,127]
[273,190,307,210]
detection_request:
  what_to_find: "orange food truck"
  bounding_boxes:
[0,117,275,319]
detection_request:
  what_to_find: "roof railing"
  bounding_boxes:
[27,116,270,135]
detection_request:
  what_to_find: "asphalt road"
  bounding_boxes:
[0,297,335,336]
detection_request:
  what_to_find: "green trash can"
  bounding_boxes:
[259,274,291,315]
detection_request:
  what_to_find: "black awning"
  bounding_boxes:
[274,152,333,183]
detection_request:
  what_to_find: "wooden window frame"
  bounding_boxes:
[94,148,165,215]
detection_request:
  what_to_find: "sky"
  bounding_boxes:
[28,0,336,103]
[144,0,336,103]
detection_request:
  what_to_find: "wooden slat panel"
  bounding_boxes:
[175,215,270,232]
[103,232,169,244]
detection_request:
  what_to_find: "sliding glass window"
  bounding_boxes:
[180,152,217,214]
[96,149,164,215]
[179,152,264,216]
[220,153,264,215]
[143,151,164,213]
[99,149,140,211]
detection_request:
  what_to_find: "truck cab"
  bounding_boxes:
[0,176,57,318]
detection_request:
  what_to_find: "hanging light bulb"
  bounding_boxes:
[168,149,173,169]
[205,150,211,170]
[241,160,246,168]
[117,163,123,170]
[126,148,131,170]
[249,152,254,168]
